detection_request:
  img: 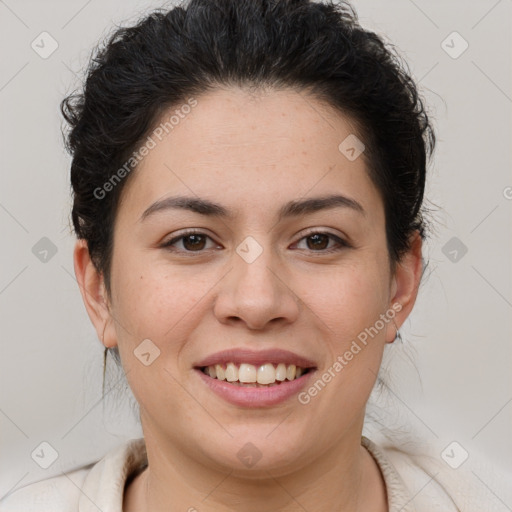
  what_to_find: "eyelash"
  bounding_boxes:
[160,228,350,255]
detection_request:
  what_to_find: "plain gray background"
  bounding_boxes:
[1,0,511,502]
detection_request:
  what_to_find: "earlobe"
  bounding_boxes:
[385,231,423,343]
[73,239,117,348]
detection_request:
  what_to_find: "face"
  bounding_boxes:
[75,87,421,477]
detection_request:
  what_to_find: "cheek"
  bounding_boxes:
[115,271,201,338]
[109,248,190,338]
[305,266,390,407]
[110,261,202,406]
[301,258,390,339]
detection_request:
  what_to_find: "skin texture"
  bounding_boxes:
[74,87,423,512]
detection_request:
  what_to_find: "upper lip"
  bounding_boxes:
[194,348,317,369]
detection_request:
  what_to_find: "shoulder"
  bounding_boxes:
[0,438,147,512]
[0,465,91,512]
[363,435,512,512]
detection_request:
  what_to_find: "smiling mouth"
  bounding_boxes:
[197,362,314,387]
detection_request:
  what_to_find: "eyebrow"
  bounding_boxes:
[139,193,365,223]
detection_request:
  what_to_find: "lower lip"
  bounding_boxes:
[194,368,316,407]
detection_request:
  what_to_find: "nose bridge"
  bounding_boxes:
[235,236,278,292]
[214,233,299,328]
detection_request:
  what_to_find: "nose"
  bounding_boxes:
[213,244,300,330]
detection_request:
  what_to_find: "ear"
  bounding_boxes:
[73,239,117,348]
[385,231,423,343]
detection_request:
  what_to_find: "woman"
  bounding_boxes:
[0,0,503,510]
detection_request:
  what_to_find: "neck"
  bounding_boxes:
[124,426,388,512]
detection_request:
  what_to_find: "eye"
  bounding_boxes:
[160,229,350,255]
[160,230,218,253]
[293,230,350,254]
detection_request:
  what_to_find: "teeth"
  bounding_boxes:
[202,362,309,384]
[215,364,224,380]
[275,363,287,381]
[239,363,257,383]
[256,363,275,384]
[225,362,238,382]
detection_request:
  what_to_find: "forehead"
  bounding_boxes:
[173,86,357,153]
[118,87,380,221]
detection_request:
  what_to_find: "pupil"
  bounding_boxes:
[184,234,205,251]
[308,234,328,250]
